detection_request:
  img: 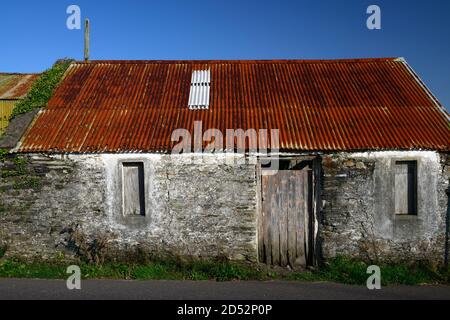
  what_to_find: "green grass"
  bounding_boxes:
[285,256,450,285]
[0,259,268,282]
[10,59,73,119]
[0,256,449,285]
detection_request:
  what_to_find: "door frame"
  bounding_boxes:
[256,155,321,267]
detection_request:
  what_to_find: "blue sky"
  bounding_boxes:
[1,0,449,110]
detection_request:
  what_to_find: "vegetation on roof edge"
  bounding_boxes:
[10,59,73,119]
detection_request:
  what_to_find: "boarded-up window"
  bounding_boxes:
[395,161,417,215]
[122,163,145,217]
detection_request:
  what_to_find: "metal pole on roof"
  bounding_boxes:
[84,18,90,61]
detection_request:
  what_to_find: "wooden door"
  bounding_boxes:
[259,170,311,268]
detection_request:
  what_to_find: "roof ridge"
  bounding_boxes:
[72,58,399,65]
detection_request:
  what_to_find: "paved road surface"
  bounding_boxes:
[0,279,449,300]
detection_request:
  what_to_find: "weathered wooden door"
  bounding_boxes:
[259,170,312,268]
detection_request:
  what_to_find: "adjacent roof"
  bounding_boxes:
[18,58,449,153]
[0,73,39,100]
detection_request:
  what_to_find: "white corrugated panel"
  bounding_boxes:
[188,69,210,110]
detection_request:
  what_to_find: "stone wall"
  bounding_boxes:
[1,150,448,265]
[0,153,258,263]
[320,151,449,264]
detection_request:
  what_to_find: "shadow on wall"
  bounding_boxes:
[446,183,450,266]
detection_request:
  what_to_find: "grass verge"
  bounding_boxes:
[0,259,265,282]
[0,256,449,285]
[286,256,450,285]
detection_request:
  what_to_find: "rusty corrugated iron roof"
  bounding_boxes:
[18,58,449,153]
[0,73,39,100]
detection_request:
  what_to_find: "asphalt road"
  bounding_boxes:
[0,279,449,300]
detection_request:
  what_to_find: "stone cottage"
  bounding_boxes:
[0,58,449,267]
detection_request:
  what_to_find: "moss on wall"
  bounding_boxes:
[0,153,42,193]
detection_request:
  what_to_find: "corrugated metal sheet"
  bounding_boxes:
[0,73,38,134]
[0,100,17,134]
[188,69,211,109]
[0,73,39,99]
[18,58,450,153]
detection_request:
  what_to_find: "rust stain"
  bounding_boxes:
[18,58,450,153]
[0,73,39,99]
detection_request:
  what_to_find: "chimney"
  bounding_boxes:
[84,18,90,61]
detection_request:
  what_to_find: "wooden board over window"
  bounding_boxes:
[122,163,145,217]
[395,161,417,215]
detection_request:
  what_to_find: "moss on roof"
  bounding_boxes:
[10,59,73,119]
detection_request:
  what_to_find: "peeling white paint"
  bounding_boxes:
[350,150,440,162]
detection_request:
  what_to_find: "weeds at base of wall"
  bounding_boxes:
[286,256,450,285]
[0,256,449,285]
[0,257,264,282]
[0,245,6,259]
[61,228,110,266]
